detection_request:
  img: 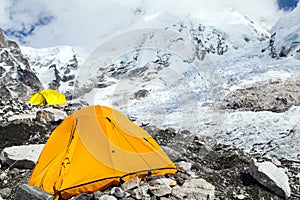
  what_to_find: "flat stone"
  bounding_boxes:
[14,184,53,200]
[0,187,12,198]
[110,187,125,198]
[37,108,67,122]
[172,178,215,200]
[161,146,182,162]
[176,161,192,173]
[132,184,149,199]
[73,193,94,200]
[98,195,117,200]
[249,159,291,198]
[0,144,44,169]
[121,176,139,191]
[149,178,172,197]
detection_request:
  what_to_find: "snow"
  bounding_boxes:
[21,45,75,65]
[217,107,300,160]
[18,3,300,162]
[20,45,80,93]
[271,5,300,58]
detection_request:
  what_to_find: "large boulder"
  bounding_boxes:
[249,159,291,198]
[14,184,53,200]
[172,178,215,200]
[0,144,44,169]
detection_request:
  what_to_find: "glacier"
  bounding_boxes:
[16,4,300,162]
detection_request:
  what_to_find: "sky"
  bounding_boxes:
[0,0,298,48]
[277,0,299,10]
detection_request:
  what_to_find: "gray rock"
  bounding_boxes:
[7,113,35,123]
[172,178,215,200]
[249,159,291,198]
[36,108,67,123]
[121,177,140,191]
[176,161,192,173]
[0,187,12,198]
[93,191,104,199]
[161,146,182,162]
[149,178,172,197]
[98,195,117,200]
[0,144,44,169]
[0,171,7,181]
[110,187,125,198]
[73,193,94,200]
[132,184,150,199]
[221,78,300,113]
[14,184,53,200]
[0,35,42,100]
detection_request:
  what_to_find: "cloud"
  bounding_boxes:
[0,0,284,48]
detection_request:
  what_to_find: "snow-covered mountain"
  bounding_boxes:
[20,45,81,99]
[271,5,300,59]
[1,4,300,161]
[0,29,42,99]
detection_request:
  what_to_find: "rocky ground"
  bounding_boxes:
[220,77,300,113]
[0,98,300,200]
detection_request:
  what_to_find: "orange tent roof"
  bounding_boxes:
[28,105,177,199]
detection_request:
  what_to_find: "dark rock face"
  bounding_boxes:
[262,32,277,58]
[0,29,8,48]
[0,29,42,100]
[0,122,48,151]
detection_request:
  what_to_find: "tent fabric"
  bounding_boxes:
[28,105,177,199]
[28,89,66,106]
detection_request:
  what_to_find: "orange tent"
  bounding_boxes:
[28,105,177,199]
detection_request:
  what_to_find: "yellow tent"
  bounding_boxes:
[28,89,66,106]
[28,105,177,199]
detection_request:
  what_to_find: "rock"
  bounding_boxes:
[132,184,150,199]
[0,32,42,100]
[172,178,215,200]
[161,146,181,162]
[0,119,50,151]
[148,178,172,197]
[0,171,7,181]
[0,144,44,169]
[36,107,67,122]
[73,193,94,200]
[0,28,8,47]
[98,195,117,200]
[0,187,12,198]
[249,159,291,198]
[165,179,177,187]
[7,113,35,123]
[176,161,192,173]
[121,176,140,191]
[148,178,177,197]
[221,78,300,113]
[271,158,282,167]
[133,89,149,99]
[14,184,53,200]
[93,191,103,199]
[110,187,125,198]
[236,194,246,199]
